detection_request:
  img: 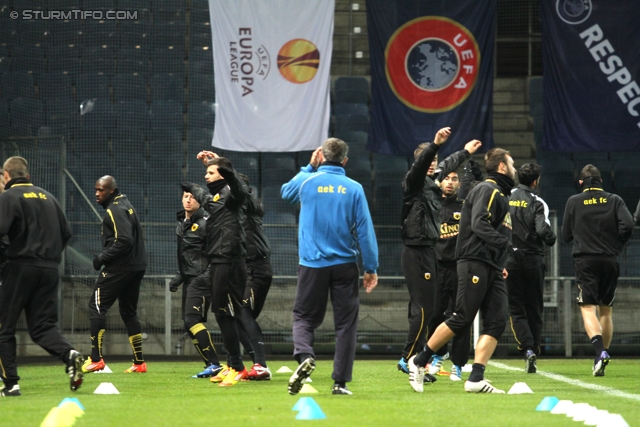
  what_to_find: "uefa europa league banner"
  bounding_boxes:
[366,0,496,158]
[208,0,333,152]
[541,0,640,152]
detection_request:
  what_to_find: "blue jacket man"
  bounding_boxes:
[281,138,378,396]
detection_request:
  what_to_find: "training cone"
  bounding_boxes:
[585,410,609,426]
[58,397,85,411]
[293,397,312,411]
[299,384,318,394]
[295,402,327,420]
[535,396,559,411]
[566,402,591,418]
[276,366,294,373]
[304,377,313,383]
[40,407,74,427]
[507,382,533,394]
[58,402,84,420]
[550,399,573,414]
[94,382,120,394]
[93,364,113,374]
[599,414,629,427]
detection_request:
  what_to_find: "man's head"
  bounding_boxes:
[182,190,200,214]
[95,175,117,204]
[441,171,460,196]
[414,143,438,176]
[517,163,542,189]
[321,138,349,165]
[3,156,30,183]
[204,157,233,183]
[579,164,601,182]
[484,148,515,180]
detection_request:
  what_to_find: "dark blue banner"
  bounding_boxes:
[366,0,496,158]
[541,0,640,152]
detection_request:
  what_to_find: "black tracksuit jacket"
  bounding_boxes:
[96,192,147,272]
[0,177,72,268]
[562,179,634,257]
[455,173,515,271]
[506,184,556,268]
[188,168,248,263]
[401,143,470,247]
[173,207,209,286]
[243,188,271,261]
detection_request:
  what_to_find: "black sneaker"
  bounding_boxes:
[288,357,315,395]
[525,350,537,373]
[67,349,85,391]
[0,384,21,397]
[332,384,353,395]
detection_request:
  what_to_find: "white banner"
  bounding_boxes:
[208,0,334,152]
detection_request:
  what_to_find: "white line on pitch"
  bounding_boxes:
[489,361,640,402]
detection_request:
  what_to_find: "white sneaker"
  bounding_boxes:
[408,356,425,393]
[464,379,505,394]
[450,365,462,381]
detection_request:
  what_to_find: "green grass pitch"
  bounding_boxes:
[2,358,639,426]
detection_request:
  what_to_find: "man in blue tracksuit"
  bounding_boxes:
[281,138,379,396]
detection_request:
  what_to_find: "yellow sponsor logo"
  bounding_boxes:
[453,212,461,220]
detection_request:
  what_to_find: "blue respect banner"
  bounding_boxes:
[541,0,640,152]
[366,0,496,158]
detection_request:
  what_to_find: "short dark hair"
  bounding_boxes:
[484,148,511,174]
[517,163,541,186]
[3,156,29,179]
[322,138,348,163]
[206,156,233,170]
[97,175,117,190]
[579,164,601,181]
[413,142,429,160]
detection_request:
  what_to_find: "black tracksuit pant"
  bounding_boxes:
[506,259,545,354]
[292,262,359,383]
[0,263,74,385]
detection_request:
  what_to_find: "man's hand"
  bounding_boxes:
[310,147,323,168]
[510,246,526,265]
[503,268,508,279]
[434,127,451,145]
[169,276,182,292]
[465,159,483,181]
[92,256,103,271]
[197,150,218,166]
[363,272,378,293]
[464,139,482,154]
[181,182,194,193]
[217,165,234,179]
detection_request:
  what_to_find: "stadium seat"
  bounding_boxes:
[75,73,110,101]
[373,154,409,173]
[0,51,9,74]
[37,72,73,99]
[120,29,152,50]
[116,48,152,76]
[113,73,148,101]
[149,99,183,130]
[529,76,543,119]
[20,28,55,48]
[1,72,36,99]
[261,155,297,187]
[152,46,186,74]
[187,127,214,149]
[51,28,85,48]
[77,97,113,131]
[47,46,81,75]
[346,157,372,189]
[334,76,369,104]
[537,149,573,174]
[373,182,403,226]
[188,71,215,102]
[45,98,78,128]
[188,101,215,129]
[9,97,44,136]
[0,99,10,137]
[188,60,213,76]
[334,102,368,118]
[115,99,150,131]
[82,47,116,75]
[150,73,183,102]
[377,242,404,277]
[189,32,212,49]
[334,114,369,134]
[269,241,299,276]
[263,211,297,225]
[262,185,295,214]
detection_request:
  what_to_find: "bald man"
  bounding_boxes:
[83,176,148,374]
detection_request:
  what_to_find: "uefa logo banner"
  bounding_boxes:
[209,0,333,152]
[366,0,496,158]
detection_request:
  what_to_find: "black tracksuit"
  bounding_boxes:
[506,184,556,354]
[239,187,273,367]
[446,173,514,339]
[88,191,147,363]
[562,178,634,306]
[0,177,75,386]
[186,167,248,371]
[400,143,470,360]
